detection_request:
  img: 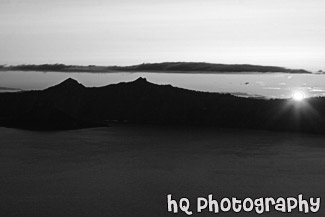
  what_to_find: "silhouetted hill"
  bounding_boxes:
[1,104,98,130]
[1,77,325,132]
[45,77,85,92]
[2,62,310,73]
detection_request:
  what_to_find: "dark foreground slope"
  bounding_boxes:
[0,77,325,132]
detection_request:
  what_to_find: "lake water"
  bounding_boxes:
[1,70,325,98]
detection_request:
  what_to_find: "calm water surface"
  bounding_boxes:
[1,70,325,98]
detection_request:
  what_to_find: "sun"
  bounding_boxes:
[292,91,305,101]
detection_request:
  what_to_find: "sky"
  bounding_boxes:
[0,0,325,70]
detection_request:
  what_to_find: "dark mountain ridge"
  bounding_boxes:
[1,77,325,132]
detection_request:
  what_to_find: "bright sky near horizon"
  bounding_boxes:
[0,0,325,70]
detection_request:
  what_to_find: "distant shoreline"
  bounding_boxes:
[0,62,312,74]
[0,70,308,75]
[0,86,21,91]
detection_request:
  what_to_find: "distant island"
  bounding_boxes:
[0,62,311,73]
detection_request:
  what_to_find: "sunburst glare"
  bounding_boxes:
[292,91,305,101]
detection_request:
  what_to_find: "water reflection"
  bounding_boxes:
[1,70,325,98]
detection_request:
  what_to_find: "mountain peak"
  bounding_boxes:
[60,78,81,85]
[133,77,148,83]
[129,77,152,86]
[45,78,85,91]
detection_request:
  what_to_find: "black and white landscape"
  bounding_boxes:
[1,0,325,216]
[0,77,325,217]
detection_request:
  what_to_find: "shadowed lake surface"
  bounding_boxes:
[1,70,325,98]
[1,125,324,217]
